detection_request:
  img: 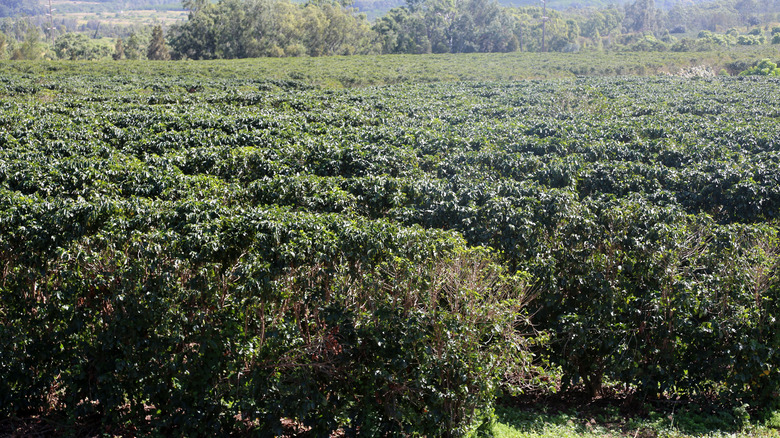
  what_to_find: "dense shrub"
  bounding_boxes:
[2,71,780,435]
[739,58,780,76]
[0,189,533,434]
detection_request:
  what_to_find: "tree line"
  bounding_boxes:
[167,0,621,57]
[168,0,780,57]
[1,0,780,60]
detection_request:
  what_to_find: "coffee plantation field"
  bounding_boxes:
[1,64,779,435]
[1,43,779,87]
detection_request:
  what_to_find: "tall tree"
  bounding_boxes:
[0,33,6,59]
[54,32,89,60]
[170,0,376,59]
[147,25,170,60]
[373,7,431,54]
[11,26,43,60]
[624,0,657,33]
[125,33,144,60]
[113,37,125,60]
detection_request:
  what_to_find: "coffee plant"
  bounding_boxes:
[1,67,779,435]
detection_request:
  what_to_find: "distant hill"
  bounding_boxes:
[0,0,47,17]
[44,0,182,15]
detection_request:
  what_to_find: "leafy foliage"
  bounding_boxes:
[147,25,170,60]
[54,33,113,60]
[739,58,780,76]
[170,0,377,59]
[1,68,780,434]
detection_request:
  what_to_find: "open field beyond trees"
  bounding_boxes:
[1,57,780,436]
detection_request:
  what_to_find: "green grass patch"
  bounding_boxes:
[493,405,780,438]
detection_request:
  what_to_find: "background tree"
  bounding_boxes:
[54,32,88,59]
[11,25,43,60]
[458,0,517,53]
[183,0,209,14]
[147,24,170,60]
[170,0,377,59]
[373,7,431,53]
[168,4,219,59]
[374,0,519,54]
[124,32,144,59]
[508,6,570,52]
[623,0,657,33]
[302,0,374,56]
[54,32,112,60]
[113,37,125,60]
[735,0,757,25]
